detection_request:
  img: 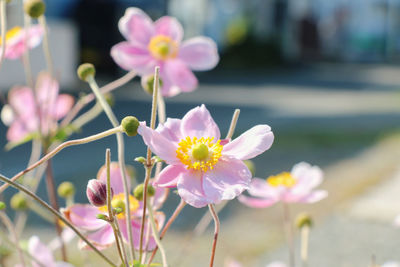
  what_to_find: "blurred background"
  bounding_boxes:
[0,0,400,266]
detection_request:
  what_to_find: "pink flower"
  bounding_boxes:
[138,104,274,208]
[63,162,166,250]
[111,8,219,97]
[1,25,43,59]
[1,72,74,142]
[239,162,327,208]
[15,236,74,267]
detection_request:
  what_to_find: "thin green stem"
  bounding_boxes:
[283,203,295,267]
[147,205,168,267]
[0,126,123,193]
[0,0,7,70]
[38,16,53,76]
[22,15,33,88]
[87,75,135,261]
[301,225,309,267]
[0,212,26,267]
[0,173,117,266]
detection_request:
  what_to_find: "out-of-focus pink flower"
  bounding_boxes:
[1,25,43,59]
[62,162,166,250]
[111,8,219,97]
[239,162,327,208]
[394,214,400,227]
[1,72,74,142]
[138,104,274,208]
[15,236,74,267]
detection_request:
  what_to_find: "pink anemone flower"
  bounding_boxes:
[138,104,274,208]
[239,162,327,208]
[1,25,43,59]
[15,236,74,267]
[63,162,166,250]
[1,72,74,142]
[111,8,219,97]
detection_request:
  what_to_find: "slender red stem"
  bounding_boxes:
[208,204,220,267]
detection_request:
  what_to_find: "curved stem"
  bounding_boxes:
[0,0,7,70]
[139,67,160,263]
[87,75,135,261]
[208,204,220,267]
[0,212,26,267]
[61,71,136,127]
[147,204,168,267]
[147,199,186,265]
[38,16,53,76]
[0,126,123,193]
[0,173,117,266]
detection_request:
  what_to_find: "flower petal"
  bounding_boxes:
[111,41,156,74]
[291,162,323,191]
[8,86,36,120]
[63,204,107,231]
[118,7,155,45]
[35,72,59,109]
[179,37,219,71]
[28,236,55,267]
[180,104,220,140]
[202,157,251,203]
[161,59,198,96]
[27,25,44,49]
[6,120,30,142]
[155,118,182,144]
[155,164,186,188]
[223,125,274,160]
[84,225,114,249]
[238,195,277,208]
[298,190,327,203]
[138,122,180,165]
[97,162,131,194]
[247,178,279,199]
[155,16,183,42]
[177,170,209,208]
[54,94,74,120]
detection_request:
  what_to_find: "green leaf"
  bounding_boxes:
[130,260,161,267]
[5,133,37,151]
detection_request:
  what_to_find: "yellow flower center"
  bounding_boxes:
[176,136,223,172]
[267,172,297,188]
[0,26,22,45]
[98,193,139,220]
[148,35,178,60]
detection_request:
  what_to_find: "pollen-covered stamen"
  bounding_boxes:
[176,136,223,172]
[267,172,297,188]
[148,35,178,60]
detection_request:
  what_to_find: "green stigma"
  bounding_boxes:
[192,143,209,161]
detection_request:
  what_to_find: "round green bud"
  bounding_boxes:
[111,199,125,213]
[295,213,313,229]
[121,116,140,137]
[57,182,75,198]
[141,74,163,95]
[96,214,108,221]
[244,160,256,176]
[133,184,155,201]
[0,202,6,210]
[104,93,114,107]
[23,0,45,18]
[10,193,28,210]
[77,63,95,82]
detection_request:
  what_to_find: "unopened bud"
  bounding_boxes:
[133,183,155,201]
[244,160,256,176]
[24,0,45,18]
[96,214,108,221]
[134,157,146,164]
[0,202,6,210]
[77,63,95,82]
[57,181,75,198]
[141,74,163,95]
[295,213,313,229]
[121,116,139,137]
[10,193,28,210]
[111,198,125,213]
[86,179,112,207]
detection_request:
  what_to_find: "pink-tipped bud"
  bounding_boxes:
[86,179,113,207]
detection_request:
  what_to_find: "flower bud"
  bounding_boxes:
[133,183,155,201]
[244,160,256,176]
[57,182,75,198]
[96,214,108,221]
[77,63,95,82]
[295,213,313,229]
[0,202,6,210]
[86,179,112,207]
[141,74,163,95]
[10,193,28,210]
[111,198,125,213]
[121,116,139,137]
[24,0,45,18]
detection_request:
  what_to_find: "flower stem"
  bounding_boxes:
[301,225,309,267]
[61,70,136,127]
[0,0,7,70]
[0,173,117,267]
[22,15,33,88]
[38,15,53,76]
[45,158,67,261]
[106,149,129,267]
[208,204,220,267]
[0,212,26,267]
[147,204,168,267]
[225,109,240,139]
[0,126,123,193]
[283,203,295,267]
[139,66,160,263]
[147,199,186,265]
[87,75,135,261]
